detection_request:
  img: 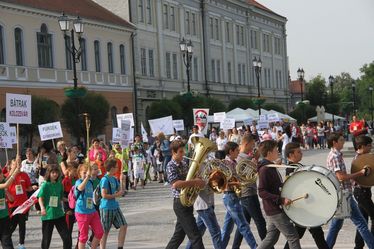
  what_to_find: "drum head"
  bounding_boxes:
[281,169,339,227]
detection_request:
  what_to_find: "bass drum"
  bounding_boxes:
[281,165,340,227]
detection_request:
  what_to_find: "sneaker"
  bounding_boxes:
[158,180,164,183]
[18,244,26,249]
[164,182,170,186]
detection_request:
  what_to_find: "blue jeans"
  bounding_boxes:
[232,195,267,249]
[221,192,257,249]
[326,196,374,248]
[185,206,223,249]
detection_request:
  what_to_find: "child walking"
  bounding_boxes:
[38,165,72,249]
[132,146,145,189]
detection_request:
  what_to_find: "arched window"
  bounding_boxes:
[0,25,4,64]
[122,106,129,113]
[107,42,114,73]
[94,40,101,72]
[111,106,118,127]
[0,108,5,122]
[119,44,126,75]
[80,38,87,71]
[37,24,53,68]
[14,28,23,66]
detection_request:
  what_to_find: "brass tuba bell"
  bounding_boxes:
[180,137,217,207]
[236,158,258,186]
[202,158,232,194]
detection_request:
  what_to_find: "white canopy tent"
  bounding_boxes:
[308,112,346,122]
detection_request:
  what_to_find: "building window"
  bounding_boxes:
[148,49,154,77]
[274,37,281,55]
[214,18,219,40]
[227,62,232,83]
[225,22,231,43]
[263,34,271,53]
[250,30,259,49]
[120,44,126,74]
[192,13,197,36]
[165,52,171,79]
[163,4,169,29]
[238,64,242,84]
[141,48,147,76]
[193,57,198,81]
[216,60,221,82]
[209,17,214,39]
[65,36,72,70]
[146,0,152,24]
[37,24,53,68]
[170,6,176,31]
[185,11,190,35]
[94,40,101,72]
[80,38,87,71]
[240,26,244,46]
[14,28,23,66]
[138,0,144,23]
[236,25,240,45]
[0,25,4,64]
[107,42,114,73]
[211,59,215,82]
[172,53,178,79]
[242,64,246,85]
[111,106,118,127]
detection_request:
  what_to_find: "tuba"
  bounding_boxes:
[202,159,232,194]
[180,137,217,207]
[236,159,258,186]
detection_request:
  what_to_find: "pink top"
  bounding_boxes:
[88,147,107,162]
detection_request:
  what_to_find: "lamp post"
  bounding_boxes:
[252,57,262,116]
[179,38,193,93]
[329,75,335,125]
[370,86,373,122]
[297,68,305,101]
[58,13,84,89]
[352,82,356,115]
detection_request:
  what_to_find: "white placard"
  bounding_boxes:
[141,122,148,143]
[6,93,32,124]
[10,126,16,144]
[259,114,267,121]
[220,118,236,130]
[172,120,185,131]
[213,112,226,123]
[243,118,253,126]
[112,128,122,143]
[0,122,12,148]
[148,116,174,135]
[258,121,269,130]
[117,113,134,128]
[267,113,280,123]
[120,120,132,147]
[38,122,63,141]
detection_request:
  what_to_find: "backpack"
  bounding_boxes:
[93,176,113,206]
[68,180,92,209]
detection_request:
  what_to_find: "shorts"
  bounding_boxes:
[134,172,144,179]
[100,208,127,233]
[156,163,163,173]
[75,211,104,243]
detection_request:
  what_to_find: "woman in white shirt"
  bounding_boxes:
[215,130,228,159]
[229,127,241,145]
[278,125,292,163]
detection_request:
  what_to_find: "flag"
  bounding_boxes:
[11,189,40,217]
[141,122,148,143]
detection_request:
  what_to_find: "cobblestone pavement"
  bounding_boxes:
[12,145,370,248]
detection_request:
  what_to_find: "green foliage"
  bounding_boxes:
[61,92,109,140]
[204,97,226,113]
[147,99,182,120]
[22,95,60,145]
[172,94,206,128]
[289,104,316,124]
[305,75,327,106]
[262,103,285,113]
[227,98,255,111]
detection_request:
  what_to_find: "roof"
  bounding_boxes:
[248,0,286,19]
[290,80,304,94]
[0,0,134,29]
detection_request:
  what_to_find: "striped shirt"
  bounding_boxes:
[326,148,352,193]
[166,159,189,198]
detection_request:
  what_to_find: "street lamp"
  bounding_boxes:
[297,68,305,101]
[352,82,356,115]
[329,75,335,125]
[179,38,193,93]
[252,57,262,115]
[369,86,373,122]
[58,13,84,89]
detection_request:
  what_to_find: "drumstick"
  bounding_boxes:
[266,164,299,169]
[290,193,309,203]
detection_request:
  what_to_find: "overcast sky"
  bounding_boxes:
[259,0,374,81]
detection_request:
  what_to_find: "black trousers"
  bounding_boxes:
[9,207,27,245]
[41,216,72,249]
[354,187,374,249]
[284,225,329,249]
[165,198,205,249]
[0,216,14,249]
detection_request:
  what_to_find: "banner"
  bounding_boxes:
[172,119,185,131]
[0,122,12,148]
[6,93,32,124]
[193,108,209,135]
[220,118,236,130]
[258,120,269,130]
[120,120,132,148]
[112,128,122,143]
[117,113,134,128]
[141,122,148,143]
[148,116,174,135]
[38,122,63,141]
[213,112,226,123]
[243,117,253,126]
[267,113,280,123]
[11,189,40,217]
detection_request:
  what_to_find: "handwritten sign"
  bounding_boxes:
[0,122,12,148]
[38,122,63,141]
[117,113,134,128]
[243,118,253,126]
[267,113,279,123]
[213,112,226,123]
[6,93,32,124]
[172,120,185,131]
[220,118,236,130]
[120,120,132,147]
[258,121,269,130]
[259,114,267,121]
[9,126,16,144]
[148,116,174,135]
[112,128,122,143]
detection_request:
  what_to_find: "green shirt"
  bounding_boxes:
[0,181,8,219]
[37,181,64,221]
[91,177,100,189]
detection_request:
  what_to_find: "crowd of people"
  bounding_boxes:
[0,116,373,249]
